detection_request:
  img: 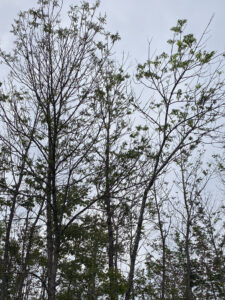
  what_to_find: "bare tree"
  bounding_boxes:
[0,87,40,299]
[173,151,213,299]
[1,2,225,299]
[90,60,141,299]
[0,1,118,298]
[125,19,225,299]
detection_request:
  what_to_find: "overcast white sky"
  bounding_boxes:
[0,0,225,65]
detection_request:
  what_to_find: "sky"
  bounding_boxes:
[0,0,225,67]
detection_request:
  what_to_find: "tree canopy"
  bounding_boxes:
[0,1,225,299]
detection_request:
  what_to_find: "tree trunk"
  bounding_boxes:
[0,196,16,300]
[1,167,26,299]
[185,223,192,300]
[16,200,44,299]
[105,130,117,299]
[125,189,149,300]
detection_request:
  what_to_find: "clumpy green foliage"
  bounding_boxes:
[0,2,225,299]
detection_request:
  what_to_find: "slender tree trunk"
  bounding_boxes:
[1,161,27,299]
[125,168,162,299]
[154,186,166,300]
[125,189,149,300]
[161,237,166,300]
[46,193,55,300]
[46,104,60,300]
[1,193,17,300]
[16,200,44,299]
[104,118,117,300]
[181,161,193,300]
[87,238,98,299]
[46,155,57,300]
[185,223,192,300]
[106,198,115,298]
[125,132,170,299]
[101,105,120,300]
[46,208,60,300]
